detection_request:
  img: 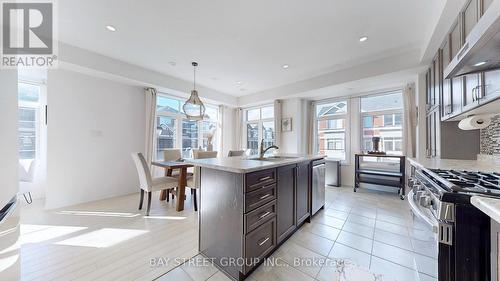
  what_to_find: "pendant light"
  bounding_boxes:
[183,62,206,120]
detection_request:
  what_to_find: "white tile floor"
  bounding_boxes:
[157,186,438,281]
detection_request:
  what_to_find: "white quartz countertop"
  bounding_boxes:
[185,154,325,173]
[471,196,500,224]
[408,157,500,174]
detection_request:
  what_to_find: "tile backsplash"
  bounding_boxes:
[480,115,500,155]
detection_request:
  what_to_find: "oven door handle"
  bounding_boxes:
[408,190,438,233]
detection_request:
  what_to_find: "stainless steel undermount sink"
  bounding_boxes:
[247,156,300,161]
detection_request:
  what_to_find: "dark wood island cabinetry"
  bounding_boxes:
[189,155,323,280]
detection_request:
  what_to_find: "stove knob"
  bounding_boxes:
[419,195,431,208]
[416,191,424,199]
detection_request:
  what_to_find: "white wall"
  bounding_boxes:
[280,98,301,153]
[45,69,145,209]
[279,98,310,154]
[0,70,19,207]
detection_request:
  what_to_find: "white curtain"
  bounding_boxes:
[235,107,243,150]
[218,105,225,155]
[144,87,157,166]
[307,101,316,154]
[274,100,282,148]
[403,83,417,158]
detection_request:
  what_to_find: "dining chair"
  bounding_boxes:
[131,152,178,216]
[19,159,36,204]
[228,150,245,157]
[163,149,181,162]
[162,148,195,202]
[191,148,200,159]
[162,149,181,201]
[187,151,218,211]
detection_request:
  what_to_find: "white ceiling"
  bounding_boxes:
[58,0,443,97]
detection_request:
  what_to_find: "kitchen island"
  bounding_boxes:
[186,154,325,280]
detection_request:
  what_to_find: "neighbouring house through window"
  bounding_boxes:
[360,91,404,155]
[244,105,274,155]
[156,94,219,159]
[315,100,348,161]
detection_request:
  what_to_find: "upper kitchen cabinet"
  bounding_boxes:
[450,19,464,118]
[438,0,500,120]
[482,70,500,103]
[464,0,479,37]
[433,53,441,109]
[426,53,440,112]
[462,0,484,111]
[463,73,482,110]
[481,0,494,15]
[441,37,453,119]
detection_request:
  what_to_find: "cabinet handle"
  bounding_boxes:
[258,237,270,246]
[260,194,271,200]
[259,211,271,219]
[261,184,274,190]
[478,84,485,100]
[258,176,272,182]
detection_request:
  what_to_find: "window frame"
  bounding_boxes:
[359,91,404,155]
[155,93,220,159]
[314,99,350,164]
[243,104,275,155]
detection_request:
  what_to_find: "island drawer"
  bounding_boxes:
[244,217,276,274]
[246,169,277,193]
[244,200,276,233]
[245,183,276,212]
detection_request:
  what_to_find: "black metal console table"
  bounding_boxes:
[354,154,406,200]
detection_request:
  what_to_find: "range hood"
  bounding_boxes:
[444,0,500,79]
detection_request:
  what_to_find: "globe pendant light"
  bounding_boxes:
[183,62,206,120]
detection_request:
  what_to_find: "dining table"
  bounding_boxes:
[151,160,194,212]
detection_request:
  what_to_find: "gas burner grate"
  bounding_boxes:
[429,169,500,195]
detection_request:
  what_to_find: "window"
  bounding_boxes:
[182,120,198,158]
[18,82,41,160]
[360,91,403,155]
[201,106,219,153]
[156,116,176,160]
[244,105,274,155]
[315,101,348,161]
[155,94,220,160]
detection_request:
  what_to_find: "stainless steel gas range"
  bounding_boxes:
[408,165,496,281]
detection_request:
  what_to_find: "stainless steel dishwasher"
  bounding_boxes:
[311,159,326,216]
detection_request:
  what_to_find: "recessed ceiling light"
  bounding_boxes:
[106,25,117,32]
[282,64,289,69]
[359,36,368,42]
[168,61,176,66]
[474,61,487,67]
[236,81,243,85]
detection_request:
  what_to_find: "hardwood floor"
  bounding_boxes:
[19,191,199,281]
